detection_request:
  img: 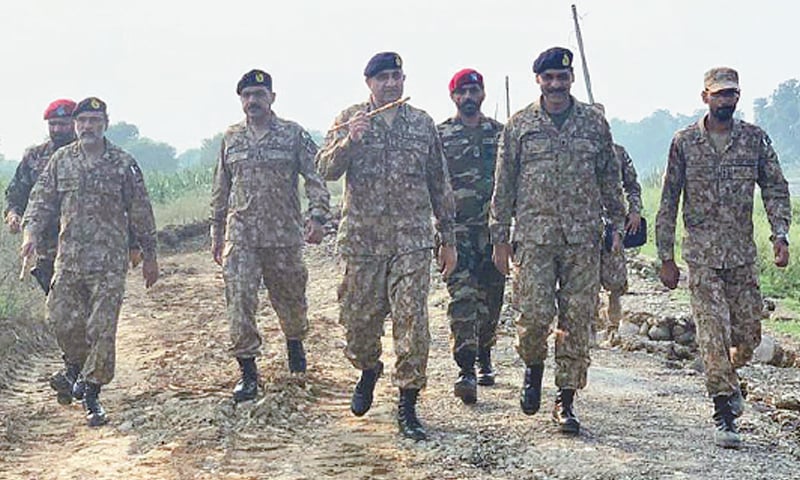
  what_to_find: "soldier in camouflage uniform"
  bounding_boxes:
[437,68,505,405]
[593,106,644,330]
[22,97,159,427]
[656,67,791,449]
[5,99,76,293]
[211,69,331,403]
[490,47,625,434]
[317,52,457,441]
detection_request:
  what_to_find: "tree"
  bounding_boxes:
[609,109,703,178]
[754,79,800,166]
[106,122,179,171]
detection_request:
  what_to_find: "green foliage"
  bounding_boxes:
[107,122,179,172]
[145,165,214,205]
[609,109,703,177]
[176,133,223,169]
[0,179,45,320]
[754,79,800,166]
[639,184,800,304]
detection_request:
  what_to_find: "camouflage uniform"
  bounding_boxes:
[23,141,157,385]
[317,101,456,389]
[437,116,505,356]
[211,116,330,359]
[490,98,624,389]
[5,141,62,281]
[600,144,642,294]
[656,117,790,397]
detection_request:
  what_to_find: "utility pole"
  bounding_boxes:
[505,75,511,120]
[571,4,595,104]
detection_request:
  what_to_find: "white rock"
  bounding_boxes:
[753,334,779,365]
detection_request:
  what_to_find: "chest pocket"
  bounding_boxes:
[86,167,125,203]
[57,175,81,193]
[398,133,428,177]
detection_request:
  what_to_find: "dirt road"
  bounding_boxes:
[1,242,798,479]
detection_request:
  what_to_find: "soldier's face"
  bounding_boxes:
[366,68,405,106]
[240,86,275,120]
[702,88,740,122]
[48,118,76,147]
[451,83,485,117]
[74,112,107,146]
[536,69,574,105]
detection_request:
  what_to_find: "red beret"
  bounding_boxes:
[44,99,76,120]
[449,69,484,93]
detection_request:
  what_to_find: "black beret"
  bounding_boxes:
[533,47,574,74]
[237,69,272,95]
[364,52,403,78]
[72,97,107,118]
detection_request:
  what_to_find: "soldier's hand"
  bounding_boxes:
[5,212,22,234]
[659,260,680,290]
[20,229,36,259]
[774,240,789,268]
[625,212,642,235]
[611,231,623,253]
[304,219,324,244]
[348,111,369,143]
[492,243,514,276]
[129,248,143,268]
[143,258,159,288]
[438,244,457,280]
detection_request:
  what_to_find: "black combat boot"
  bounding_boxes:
[553,388,580,434]
[72,376,86,401]
[453,348,477,405]
[49,362,81,405]
[713,394,741,448]
[397,388,427,441]
[232,357,259,403]
[476,347,495,386]
[520,364,544,415]
[287,339,307,373]
[350,361,383,416]
[83,382,108,427]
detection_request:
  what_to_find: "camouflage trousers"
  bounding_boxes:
[46,269,126,385]
[688,262,762,397]
[446,227,505,356]
[513,241,599,390]
[223,244,309,359]
[600,246,628,294]
[338,249,432,390]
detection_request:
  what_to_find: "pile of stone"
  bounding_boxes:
[616,312,696,346]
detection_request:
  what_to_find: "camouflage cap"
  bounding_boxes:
[704,67,739,93]
[72,97,107,118]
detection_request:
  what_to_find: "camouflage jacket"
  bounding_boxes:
[489,97,625,245]
[614,144,642,215]
[437,115,503,232]
[23,140,157,274]
[211,115,330,248]
[4,140,62,258]
[656,117,791,268]
[317,101,456,256]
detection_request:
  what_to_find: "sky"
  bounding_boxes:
[0,0,797,159]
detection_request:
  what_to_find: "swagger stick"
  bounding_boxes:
[328,97,411,132]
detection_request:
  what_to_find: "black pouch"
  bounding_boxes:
[604,216,647,252]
